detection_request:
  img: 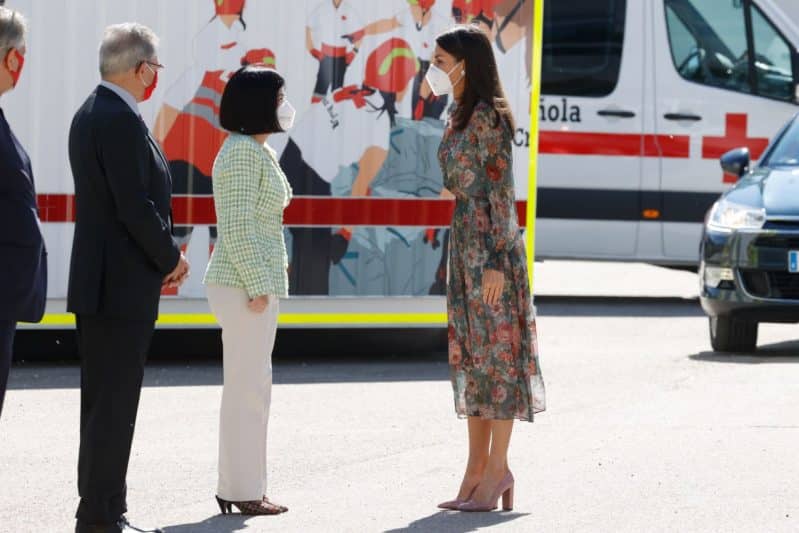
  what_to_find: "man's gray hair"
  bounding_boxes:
[0,6,27,55]
[99,22,159,78]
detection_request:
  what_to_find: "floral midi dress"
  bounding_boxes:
[438,100,546,422]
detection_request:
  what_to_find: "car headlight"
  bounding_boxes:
[706,200,765,233]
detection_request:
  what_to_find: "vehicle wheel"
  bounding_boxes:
[709,316,758,352]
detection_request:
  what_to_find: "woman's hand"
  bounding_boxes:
[248,295,269,313]
[482,269,505,306]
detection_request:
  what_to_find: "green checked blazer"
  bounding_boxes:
[203,134,292,298]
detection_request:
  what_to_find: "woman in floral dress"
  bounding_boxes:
[429,25,545,512]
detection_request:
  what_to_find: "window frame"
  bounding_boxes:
[748,2,796,101]
[540,0,627,98]
[663,0,799,104]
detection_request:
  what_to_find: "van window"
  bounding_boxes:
[665,0,752,94]
[665,0,796,101]
[541,0,626,97]
[751,4,794,101]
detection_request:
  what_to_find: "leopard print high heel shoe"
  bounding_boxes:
[215,495,287,515]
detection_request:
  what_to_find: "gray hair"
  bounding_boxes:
[99,22,159,78]
[0,6,27,56]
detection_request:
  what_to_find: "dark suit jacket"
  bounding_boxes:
[67,85,180,321]
[0,108,47,323]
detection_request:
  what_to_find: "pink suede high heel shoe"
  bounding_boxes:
[458,471,514,512]
[437,486,477,511]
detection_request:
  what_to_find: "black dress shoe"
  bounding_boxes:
[117,516,164,533]
[75,521,118,533]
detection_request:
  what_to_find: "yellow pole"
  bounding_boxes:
[526,0,544,293]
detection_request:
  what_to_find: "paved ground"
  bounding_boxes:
[2,263,799,532]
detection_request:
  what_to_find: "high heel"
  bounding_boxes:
[216,495,232,515]
[502,484,514,511]
[215,495,287,515]
[458,471,515,512]
[437,486,477,510]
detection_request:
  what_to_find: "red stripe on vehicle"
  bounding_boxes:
[540,131,690,158]
[38,194,528,226]
[642,134,691,158]
[37,193,76,223]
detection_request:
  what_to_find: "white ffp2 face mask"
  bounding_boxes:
[425,62,464,97]
[277,100,296,131]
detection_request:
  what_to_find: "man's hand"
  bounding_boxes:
[248,295,269,314]
[482,268,505,306]
[163,252,190,289]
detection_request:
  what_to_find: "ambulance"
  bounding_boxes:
[7,0,799,329]
[537,0,799,265]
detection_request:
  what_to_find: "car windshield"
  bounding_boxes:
[763,117,799,167]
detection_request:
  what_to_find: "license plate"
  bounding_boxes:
[790,251,799,273]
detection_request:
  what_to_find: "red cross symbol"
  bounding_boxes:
[702,113,770,184]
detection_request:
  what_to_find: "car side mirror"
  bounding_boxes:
[720,147,750,180]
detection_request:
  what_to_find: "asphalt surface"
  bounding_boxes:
[2,263,799,532]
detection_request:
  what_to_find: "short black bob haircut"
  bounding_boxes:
[220,66,285,135]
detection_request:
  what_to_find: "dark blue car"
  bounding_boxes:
[700,114,799,352]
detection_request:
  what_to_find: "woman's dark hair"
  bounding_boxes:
[435,25,515,132]
[220,66,284,135]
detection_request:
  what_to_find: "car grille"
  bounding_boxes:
[740,269,799,299]
[752,234,799,249]
[763,220,799,231]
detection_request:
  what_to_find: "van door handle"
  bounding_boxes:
[597,109,636,118]
[664,113,702,121]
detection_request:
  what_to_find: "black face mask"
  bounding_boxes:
[495,0,526,54]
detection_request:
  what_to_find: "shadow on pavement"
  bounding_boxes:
[164,514,251,533]
[384,510,529,532]
[7,356,450,390]
[537,296,702,318]
[690,339,799,363]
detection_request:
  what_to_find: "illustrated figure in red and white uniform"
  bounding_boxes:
[306,0,364,104]
[492,0,532,122]
[280,37,418,295]
[491,0,533,201]
[451,0,498,33]
[358,0,450,121]
[153,0,276,246]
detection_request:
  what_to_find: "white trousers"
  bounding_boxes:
[206,285,279,501]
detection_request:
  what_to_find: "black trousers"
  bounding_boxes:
[0,320,16,418]
[313,55,347,98]
[75,315,154,525]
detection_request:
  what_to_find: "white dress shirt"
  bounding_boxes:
[99,80,140,115]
